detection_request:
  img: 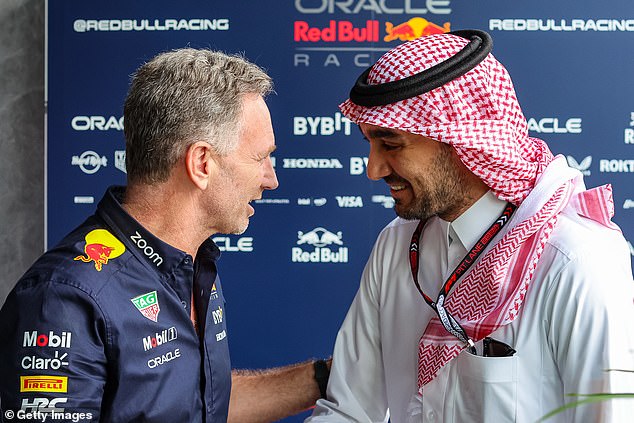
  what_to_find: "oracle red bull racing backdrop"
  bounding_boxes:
[46,1,634,421]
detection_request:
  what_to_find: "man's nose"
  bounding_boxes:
[262,157,279,190]
[366,144,391,181]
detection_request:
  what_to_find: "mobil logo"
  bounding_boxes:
[23,330,72,348]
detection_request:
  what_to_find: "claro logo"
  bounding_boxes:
[294,0,451,14]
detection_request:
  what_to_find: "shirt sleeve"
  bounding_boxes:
[544,237,634,422]
[0,278,108,421]
[306,242,390,423]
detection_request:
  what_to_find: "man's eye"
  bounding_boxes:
[383,143,400,151]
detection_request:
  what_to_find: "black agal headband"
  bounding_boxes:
[349,29,493,107]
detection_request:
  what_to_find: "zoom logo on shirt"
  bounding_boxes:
[130,231,164,267]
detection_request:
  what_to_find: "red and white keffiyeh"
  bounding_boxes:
[339,33,620,392]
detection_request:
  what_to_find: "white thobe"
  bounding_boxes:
[307,191,634,423]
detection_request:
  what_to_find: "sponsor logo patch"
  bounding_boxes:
[212,306,224,325]
[147,348,181,369]
[216,330,227,342]
[143,327,178,351]
[130,231,164,266]
[22,351,69,370]
[131,291,161,322]
[23,331,72,349]
[21,397,68,413]
[20,375,68,393]
[74,229,125,271]
[210,281,219,301]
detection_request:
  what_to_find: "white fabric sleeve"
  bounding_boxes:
[306,241,390,423]
[545,235,634,422]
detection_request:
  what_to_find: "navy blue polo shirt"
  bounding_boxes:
[0,186,231,422]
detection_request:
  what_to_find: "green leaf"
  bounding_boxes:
[539,393,634,421]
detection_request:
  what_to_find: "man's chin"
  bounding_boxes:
[394,202,414,220]
[394,202,431,221]
[229,218,250,235]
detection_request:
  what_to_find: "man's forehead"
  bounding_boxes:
[359,123,404,139]
[359,123,411,139]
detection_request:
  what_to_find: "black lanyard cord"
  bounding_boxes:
[409,203,517,349]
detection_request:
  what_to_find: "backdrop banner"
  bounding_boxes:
[46,1,634,421]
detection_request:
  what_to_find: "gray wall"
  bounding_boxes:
[0,0,45,305]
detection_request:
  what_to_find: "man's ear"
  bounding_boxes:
[184,141,217,190]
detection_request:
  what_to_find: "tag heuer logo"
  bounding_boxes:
[131,291,160,322]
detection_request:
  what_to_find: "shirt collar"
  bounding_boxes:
[96,186,220,275]
[443,191,508,251]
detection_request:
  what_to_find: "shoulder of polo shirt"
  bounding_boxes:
[16,241,135,300]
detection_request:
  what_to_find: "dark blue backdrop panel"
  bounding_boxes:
[47,1,634,421]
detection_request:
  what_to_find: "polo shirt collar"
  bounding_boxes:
[96,186,220,275]
[444,191,508,251]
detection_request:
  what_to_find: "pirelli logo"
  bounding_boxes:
[20,375,68,393]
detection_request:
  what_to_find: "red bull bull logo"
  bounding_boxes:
[74,229,126,271]
[384,17,450,42]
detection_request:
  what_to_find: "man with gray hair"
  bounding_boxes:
[0,48,328,422]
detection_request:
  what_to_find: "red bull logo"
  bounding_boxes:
[74,229,126,271]
[294,20,379,42]
[384,17,450,42]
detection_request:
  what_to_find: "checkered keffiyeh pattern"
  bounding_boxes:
[339,33,620,391]
[340,33,552,205]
